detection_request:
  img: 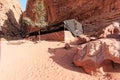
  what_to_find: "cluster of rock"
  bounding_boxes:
[68,22,120,75]
[0,0,120,75]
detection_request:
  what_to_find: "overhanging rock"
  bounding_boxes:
[64,19,83,37]
[27,19,84,41]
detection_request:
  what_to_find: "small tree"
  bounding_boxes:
[23,0,48,42]
[33,0,48,42]
[23,17,35,27]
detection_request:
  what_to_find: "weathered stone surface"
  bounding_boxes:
[67,22,120,45]
[73,38,120,75]
[26,0,120,35]
[99,22,120,38]
[0,0,22,38]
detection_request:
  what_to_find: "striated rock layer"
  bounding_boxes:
[0,0,22,38]
[26,0,120,35]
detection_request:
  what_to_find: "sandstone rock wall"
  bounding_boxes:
[0,0,22,38]
[26,0,120,35]
[26,0,36,22]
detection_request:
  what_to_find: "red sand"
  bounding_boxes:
[0,39,120,80]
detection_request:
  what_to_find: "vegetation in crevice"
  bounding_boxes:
[23,0,48,28]
[33,0,48,27]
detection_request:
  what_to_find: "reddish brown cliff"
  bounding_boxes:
[25,0,120,35]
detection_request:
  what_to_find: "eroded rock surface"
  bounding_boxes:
[64,22,120,75]
[0,0,22,38]
[99,22,120,38]
[26,0,120,35]
[67,22,120,46]
[73,38,120,75]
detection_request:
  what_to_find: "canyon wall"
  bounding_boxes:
[26,0,120,35]
[0,0,22,38]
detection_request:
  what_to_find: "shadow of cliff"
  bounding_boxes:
[1,9,22,40]
[48,47,85,74]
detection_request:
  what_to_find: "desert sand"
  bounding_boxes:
[0,38,120,80]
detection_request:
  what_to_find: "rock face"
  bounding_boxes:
[73,37,120,75]
[0,0,22,38]
[26,0,120,35]
[64,21,120,75]
[67,22,120,45]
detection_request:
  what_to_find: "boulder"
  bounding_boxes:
[73,38,120,75]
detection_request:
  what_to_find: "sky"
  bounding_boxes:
[20,0,27,11]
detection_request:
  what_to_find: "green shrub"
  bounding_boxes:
[23,0,48,30]
[23,17,35,27]
[33,0,48,27]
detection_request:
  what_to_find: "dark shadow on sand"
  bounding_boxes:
[48,35,120,75]
[48,47,86,74]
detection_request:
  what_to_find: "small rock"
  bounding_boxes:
[64,43,71,49]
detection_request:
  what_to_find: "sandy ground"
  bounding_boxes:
[0,38,120,80]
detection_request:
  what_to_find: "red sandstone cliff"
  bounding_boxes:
[25,0,120,35]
